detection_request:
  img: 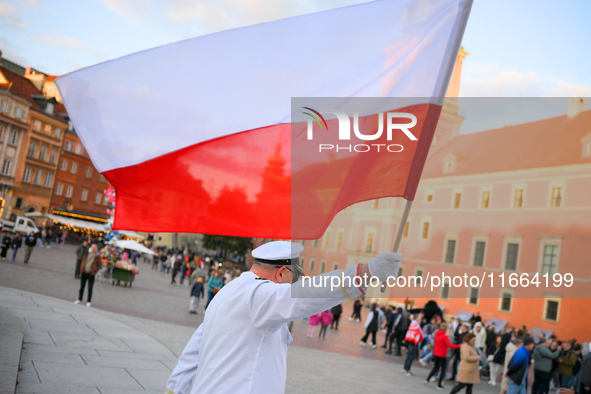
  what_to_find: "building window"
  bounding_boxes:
[550,187,562,208]
[365,233,373,253]
[33,120,42,131]
[15,197,23,209]
[544,298,560,322]
[320,260,326,274]
[0,101,8,113]
[468,287,479,305]
[75,144,83,155]
[481,191,490,208]
[45,102,54,115]
[332,261,339,271]
[100,174,106,182]
[453,193,462,209]
[473,241,486,267]
[70,162,77,174]
[309,258,315,272]
[49,150,57,164]
[38,145,47,161]
[85,167,92,178]
[14,107,23,120]
[500,291,512,312]
[324,232,330,249]
[55,128,62,139]
[312,239,318,248]
[374,199,379,209]
[56,183,63,195]
[514,189,524,208]
[65,186,73,197]
[28,142,37,157]
[505,243,519,270]
[60,159,68,171]
[0,125,4,141]
[445,239,456,263]
[441,279,451,300]
[8,129,18,145]
[22,167,31,182]
[95,192,102,204]
[403,222,410,238]
[421,222,430,239]
[541,245,559,275]
[44,124,52,135]
[44,173,52,188]
[65,141,72,151]
[33,170,41,185]
[2,160,11,175]
[81,189,88,201]
[336,232,343,250]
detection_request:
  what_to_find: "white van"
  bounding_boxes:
[1,215,40,235]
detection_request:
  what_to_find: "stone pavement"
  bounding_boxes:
[0,285,505,394]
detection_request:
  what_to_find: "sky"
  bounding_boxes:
[1,0,590,133]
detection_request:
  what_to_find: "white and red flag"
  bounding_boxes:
[56,0,472,239]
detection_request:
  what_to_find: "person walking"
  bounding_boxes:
[382,305,396,351]
[307,313,319,338]
[403,312,424,376]
[318,310,332,339]
[558,341,577,389]
[189,277,204,314]
[532,338,561,394]
[205,270,223,309]
[171,258,182,285]
[424,322,460,389]
[1,232,12,260]
[350,299,362,322]
[449,333,481,394]
[74,244,101,307]
[580,344,591,394]
[506,336,535,394]
[360,303,379,348]
[11,232,22,261]
[390,307,408,356]
[166,241,402,394]
[330,303,342,330]
[75,240,88,279]
[487,335,504,386]
[23,232,37,264]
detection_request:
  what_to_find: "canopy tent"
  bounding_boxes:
[25,211,46,218]
[46,214,105,232]
[119,230,145,240]
[454,310,474,322]
[485,318,508,333]
[115,240,155,255]
[529,327,554,343]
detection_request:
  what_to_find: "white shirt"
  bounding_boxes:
[166,265,365,394]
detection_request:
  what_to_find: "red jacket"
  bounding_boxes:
[433,329,460,357]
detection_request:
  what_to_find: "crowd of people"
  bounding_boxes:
[338,301,590,394]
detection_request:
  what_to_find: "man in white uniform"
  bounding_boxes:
[165,241,402,394]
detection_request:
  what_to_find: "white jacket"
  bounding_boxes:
[166,265,366,394]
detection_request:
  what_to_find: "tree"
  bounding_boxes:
[202,234,253,259]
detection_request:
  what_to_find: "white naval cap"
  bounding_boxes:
[251,241,304,264]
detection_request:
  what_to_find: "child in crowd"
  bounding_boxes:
[307,313,320,338]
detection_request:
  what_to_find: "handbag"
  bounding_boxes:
[212,287,220,295]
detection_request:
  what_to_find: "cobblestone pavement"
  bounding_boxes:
[0,244,504,393]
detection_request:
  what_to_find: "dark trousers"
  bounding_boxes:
[78,273,95,302]
[532,369,552,394]
[351,308,361,320]
[75,259,82,278]
[383,327,392,347]
[331,314,341,329]
[361,330,377,345]
[394,329,404,355]
[205,291,214,309]
[404,342,417,372]
[450,382,472,394]
[450,356,460,380]
[1,246,8,258]
[319,324,328,338]
[426,355,447,386]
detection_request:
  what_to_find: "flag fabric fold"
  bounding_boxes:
[56,0,472,239]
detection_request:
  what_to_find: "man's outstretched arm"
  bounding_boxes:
[165,323,204,394]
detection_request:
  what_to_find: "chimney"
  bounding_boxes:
[567,97,588,118]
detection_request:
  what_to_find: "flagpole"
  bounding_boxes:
[381,199,413,293]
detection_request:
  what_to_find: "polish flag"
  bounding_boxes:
[56,0,472,239]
